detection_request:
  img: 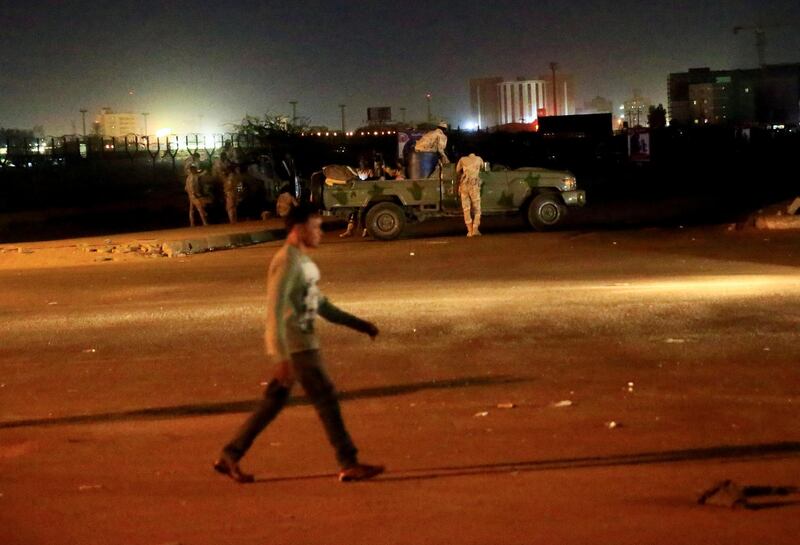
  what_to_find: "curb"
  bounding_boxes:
[160,228,287,257]
[754,215,800,231]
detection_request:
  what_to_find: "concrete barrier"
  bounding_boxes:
[754,215,800,231]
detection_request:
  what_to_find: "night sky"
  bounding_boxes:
[2,0,799,135]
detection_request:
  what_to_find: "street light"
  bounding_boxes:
[141,112,149,137]
[289,101,298,126]
[338,104,346,133]
[79,108,87,137]
[425,93,432,123]
[549,62,559,116]
[400,107,406,124]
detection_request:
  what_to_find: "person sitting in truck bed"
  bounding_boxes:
[382,160,406,180]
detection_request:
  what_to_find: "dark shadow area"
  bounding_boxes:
[372,442,800,483]
[246,442,800,487]
[0,375,524,429]
[3,127,798,243]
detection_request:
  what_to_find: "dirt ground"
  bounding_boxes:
[1,221,799,544]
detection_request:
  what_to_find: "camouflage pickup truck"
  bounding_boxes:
[309,163,586,240]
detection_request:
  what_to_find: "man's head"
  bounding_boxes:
[285,202,322,248]
[437,121,448,132]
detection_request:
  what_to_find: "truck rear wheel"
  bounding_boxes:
[365,202,406,241]
[526,193,566,231]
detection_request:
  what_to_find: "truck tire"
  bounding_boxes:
[526,193,566,231]
[365,202,406,241]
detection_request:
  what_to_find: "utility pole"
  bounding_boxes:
[79,108,88,136]
[400,107,406,124]
[289,101,298,126]
[549,62,559,116]
[141,112,149,137]
[426,93,433,123]
[338,104,346,133]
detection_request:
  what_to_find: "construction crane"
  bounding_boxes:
[733,24,784,67]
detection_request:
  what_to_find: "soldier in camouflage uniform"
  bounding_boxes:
[456,153,485,237]
[213,151,240,224]
[223,170,241,224]
[414,122,449,164]
[185,164,210,227]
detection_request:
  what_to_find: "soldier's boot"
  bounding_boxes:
[339,221,355,238]
[472,214,481,236]
[464,211,474,237]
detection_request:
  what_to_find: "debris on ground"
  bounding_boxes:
[664,338,686,344]
[697,480,800,509]
[605,421,620,429]
[78,484,104,491]
[496,402,516,409]
[82,348,97,353]
[550,400,573,408]
[626,382,635,392]
[473,411,489,417]
[698,480,748,508]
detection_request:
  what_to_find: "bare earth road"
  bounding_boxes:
[1,219,799,545]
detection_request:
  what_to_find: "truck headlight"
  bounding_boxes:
[562,176,577,191]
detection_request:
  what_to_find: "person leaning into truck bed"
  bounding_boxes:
[414,121,450,164]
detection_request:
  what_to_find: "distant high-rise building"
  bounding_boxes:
[470,71,577,129]
[497,78,548,124]
[668,64,800,126]
[96,107,138,137]
[623,90,652,127]
[536,72,576,116]
[470,77,503,129]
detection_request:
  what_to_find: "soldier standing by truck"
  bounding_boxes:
[456,153,485,237]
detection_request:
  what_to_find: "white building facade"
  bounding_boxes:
[497,79,548,124]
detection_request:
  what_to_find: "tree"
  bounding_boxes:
[234,113,309,139]
[648,104,667,129]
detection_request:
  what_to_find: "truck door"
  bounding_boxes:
[439,163,461,213]
[478,169,509,213]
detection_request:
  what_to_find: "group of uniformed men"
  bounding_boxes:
[185,126,485,237]
[183,148,242,227]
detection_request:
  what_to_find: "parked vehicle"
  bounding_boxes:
[309,163,586,240]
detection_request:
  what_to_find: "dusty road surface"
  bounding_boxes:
[1,220,799,545]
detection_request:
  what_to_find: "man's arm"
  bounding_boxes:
[318,297,379,338]
[264,254,295,360]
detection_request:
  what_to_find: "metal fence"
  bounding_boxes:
[0,133,275,172]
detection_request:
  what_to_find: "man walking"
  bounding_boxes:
[214,203,385,483]
[456,152,485,237]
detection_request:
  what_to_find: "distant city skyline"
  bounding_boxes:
[1,0,799,135]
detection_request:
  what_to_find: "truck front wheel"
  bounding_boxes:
[365,202,406,240]
[526,194,566,231]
